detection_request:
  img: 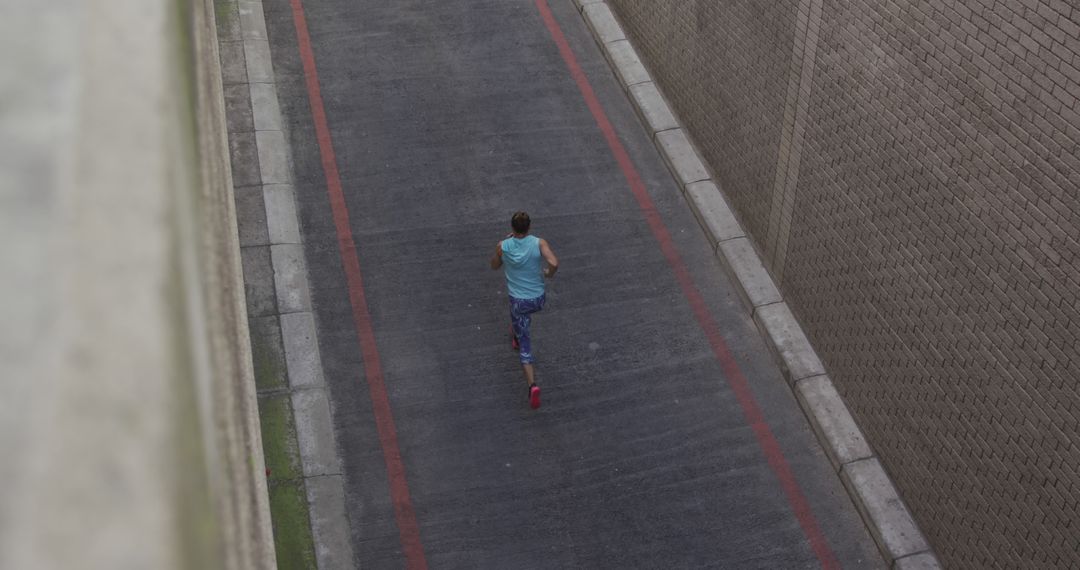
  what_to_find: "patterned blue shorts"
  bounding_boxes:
[510,294,546,364]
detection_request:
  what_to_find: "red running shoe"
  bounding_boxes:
[529,384,541,409]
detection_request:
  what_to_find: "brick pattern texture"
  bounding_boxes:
[607,0,1080,567]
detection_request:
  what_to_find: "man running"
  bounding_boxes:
[491,211,559,409]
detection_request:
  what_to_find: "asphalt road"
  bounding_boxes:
[261,0,884,567]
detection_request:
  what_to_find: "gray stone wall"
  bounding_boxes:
[608,0,1080,567]
[0,0,275,568]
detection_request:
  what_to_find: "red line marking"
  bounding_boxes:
[534,1,840,568]
[288,1,428,568]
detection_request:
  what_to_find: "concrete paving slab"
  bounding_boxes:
[894,552,942,570]
[223,84,254,135]
[238,1,269,41]
[281,312,325,388]
[628,82,679,134]
[256,130,290,185]
[249,83,283,132]
[753,302,827,384]
[842,458,931,565]
[719,237,782,309]
[795,375,873,471]
[218,40,248,85]
[244,39,274,83]
[215,0,242,41]
[228,130,261,188]
[583,3,625,45]
[249,315,287,392]
[304,475,357,570]
[656,128,710,187]
[685,180,744,246]
[240,246,277,318]
[234,186,270,247]
[606,39,651,87]
[263,184,302,244]
[291,389,341,477]
[270,244,312,314]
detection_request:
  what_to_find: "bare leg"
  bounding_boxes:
[522,363,536,386]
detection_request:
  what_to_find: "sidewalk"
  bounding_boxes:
[215,0,353,567]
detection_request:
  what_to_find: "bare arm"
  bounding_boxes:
[490,242,503,270]
[539,239,559,278]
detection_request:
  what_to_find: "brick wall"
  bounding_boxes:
[607,0,1080,567]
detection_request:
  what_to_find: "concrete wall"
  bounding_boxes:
[607,0,1080,567]
[0,0,275,568]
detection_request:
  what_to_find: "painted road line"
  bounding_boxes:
[287,0,428,567]
[572,2,939,566]
[231,0,356,566]
[534,0,840,567]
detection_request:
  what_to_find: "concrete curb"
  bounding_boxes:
[795,375,873,471]
[271,244,314,314]
[843,459,933,564]
[628,82,680,134]
[718,238,782,309]
[604,40,652,87]
[655,129,710,187]
[582,3,624,44]
[305,475,355,570]
[198,0,278,567]
[281,312,326,388]
[684,180,744,247]
[573,2,940,568]
[753,302,826,385]
[234,1,357,568]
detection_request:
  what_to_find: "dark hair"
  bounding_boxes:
[511,211,531,234]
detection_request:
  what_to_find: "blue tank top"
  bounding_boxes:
[502,235,545,300]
